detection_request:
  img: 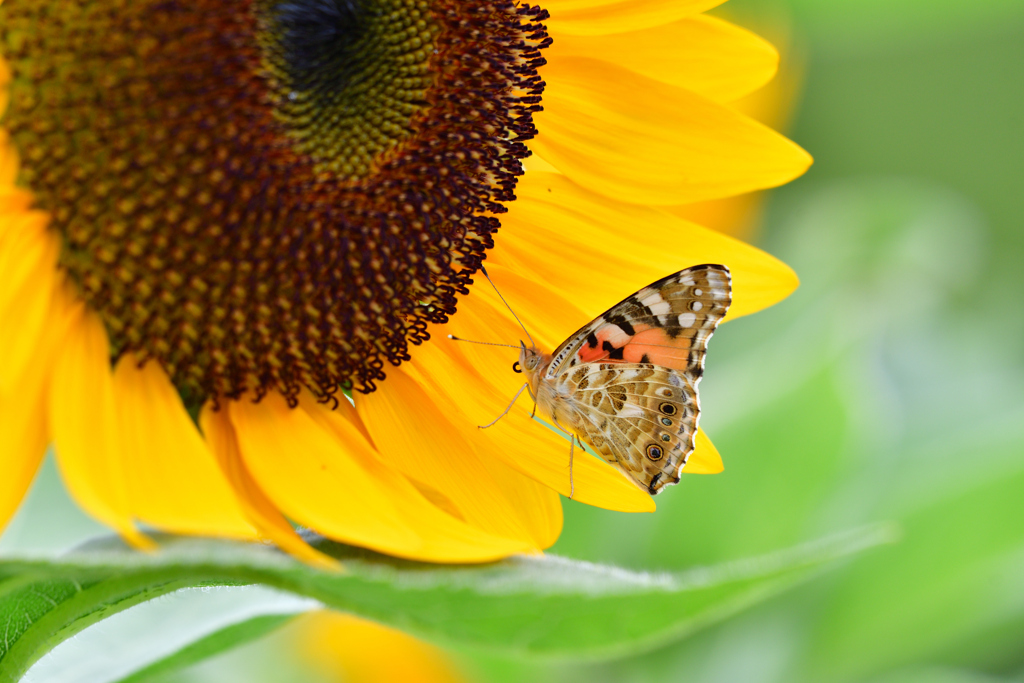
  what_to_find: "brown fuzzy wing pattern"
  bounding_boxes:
[545,264,732,382]
[557,362,701,495]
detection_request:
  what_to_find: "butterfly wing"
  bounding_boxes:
[556,362,699,494]
[544,264,732,383]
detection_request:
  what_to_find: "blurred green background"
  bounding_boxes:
[541,1,1024,680]
[5,0,1023,680]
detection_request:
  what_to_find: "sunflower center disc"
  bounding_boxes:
[0,0,550,402]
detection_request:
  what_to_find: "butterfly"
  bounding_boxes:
[491,264,732,496]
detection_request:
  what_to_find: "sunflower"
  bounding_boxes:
[294,611,467,683]
[0,0,810,564]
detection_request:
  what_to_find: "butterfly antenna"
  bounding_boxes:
[479,265,536,348]
[447,335,520,349]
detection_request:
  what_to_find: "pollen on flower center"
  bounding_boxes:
[261,0,438,179]
[0,0,550,403]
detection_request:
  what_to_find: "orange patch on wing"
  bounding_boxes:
[623,345,688,368]
[576,323,655,364]
[577,342,606,364]
[569,324,696,371]
[625,328,693,369]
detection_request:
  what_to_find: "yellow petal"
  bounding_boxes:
[0,187,33,225]
[0,384,46,534]
[302,396,537,562]
[548,15,778,103]
[0,211,60,392]
[685,429,724,474]
[665,192,766,241]
[462,261,589,354]
[229,392,423,556]
[112,354,257,539]
[474,443,564,549]
[531,57,812,205]
[494,171,799,326]
[545,0,724,36]
[0,278,70,533]
[356,367,553,547]
[296,612,466,683]
[420,306,654,512]
[0,129,20,188]
[200,405,338,570]
[0,60,11,123]
[49,303,152,549]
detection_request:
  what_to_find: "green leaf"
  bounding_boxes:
[112,614,296,683]
[0,525,894,682]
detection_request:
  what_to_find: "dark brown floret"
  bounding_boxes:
[0,0,550,403]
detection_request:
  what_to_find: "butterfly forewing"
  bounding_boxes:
[545,264,732,382]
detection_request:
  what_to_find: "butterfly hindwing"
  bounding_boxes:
[555,362,700,494]
[545,264,732,382]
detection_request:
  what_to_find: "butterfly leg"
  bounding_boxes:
[568,437,575,499]
[479,382,530,429]
[552,415,580,499]
[526,384,538,419]
[569,435,591,499]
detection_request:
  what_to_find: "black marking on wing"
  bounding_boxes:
[606,314,635,336]
[607,346,624,360]
[640,353,650,363]
[586,332,599,348]
[648,473,663,495]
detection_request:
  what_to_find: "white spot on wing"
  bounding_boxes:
[639,292,661,306]
[601,325,631,345]
[644,300,671,316]
[640,293,671,316]
[618,404,644,418]
[677,312,697,328]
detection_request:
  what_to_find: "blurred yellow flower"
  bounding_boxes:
[0,0,809,564]
[294,612,467,683]
[671,16,805,240]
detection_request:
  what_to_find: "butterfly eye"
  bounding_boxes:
[660,417,672,426]
[645,444,664,461]
[661,433,671,442]
[659,402,677,416]
[512,361,522,373]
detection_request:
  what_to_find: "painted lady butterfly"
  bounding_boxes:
[484,264,732,496]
